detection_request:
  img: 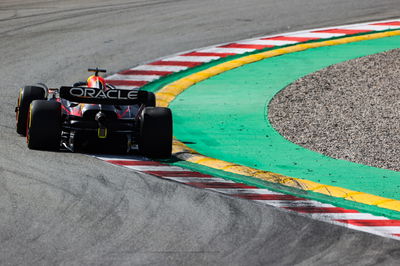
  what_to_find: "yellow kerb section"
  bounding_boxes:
[157,30,400,212]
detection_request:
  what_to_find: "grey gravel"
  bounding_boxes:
[269,48,400,171]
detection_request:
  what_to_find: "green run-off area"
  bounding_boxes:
[170,35,400,200]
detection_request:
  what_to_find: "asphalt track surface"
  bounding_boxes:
[1,0,400,265]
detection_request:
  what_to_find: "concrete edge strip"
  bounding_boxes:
[156,29,400,213]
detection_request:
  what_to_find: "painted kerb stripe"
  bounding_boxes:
[156,30,400,213]
[95,156,400,240]
[92,19,400,240]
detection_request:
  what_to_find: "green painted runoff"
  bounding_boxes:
[170,35,400,200]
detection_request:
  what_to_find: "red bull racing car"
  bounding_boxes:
[15,68,172,158]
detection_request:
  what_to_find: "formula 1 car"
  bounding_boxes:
[15,68,172,158]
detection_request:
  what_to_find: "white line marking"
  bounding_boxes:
[238,39,298,46]
[311,213,390,220]
[107,74,161,81]
[256,200,335,208]
[163,56,221,62]
[165,177,234,183]
[125,166,188,171]
[286,32,344,39]
[208,188,283,194]
[348,226,400,235]
[197,47,255,54]
[347,25,395,31]
[131,65,188,72]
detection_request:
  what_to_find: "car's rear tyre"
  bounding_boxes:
[16,85,47,135]
[27,100,61,151]
[139,107,172,158]
[138,90,156,107]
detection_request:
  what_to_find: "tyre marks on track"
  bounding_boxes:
[94,154,400,240]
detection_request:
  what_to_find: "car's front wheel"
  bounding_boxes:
[27,100,62,151]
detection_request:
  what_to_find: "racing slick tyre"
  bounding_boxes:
[16,85,47,136]
[138,90,156,107]
[139,107,172,158]
[27,100,61,151]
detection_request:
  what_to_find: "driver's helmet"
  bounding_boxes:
[87,75,106,90]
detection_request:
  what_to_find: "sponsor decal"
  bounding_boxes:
[69,87,138,100]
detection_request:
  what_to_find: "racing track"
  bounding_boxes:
[1,0,400,265]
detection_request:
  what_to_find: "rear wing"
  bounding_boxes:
[59,86,140,105]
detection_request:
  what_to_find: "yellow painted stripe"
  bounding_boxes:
[157,30,400,212]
